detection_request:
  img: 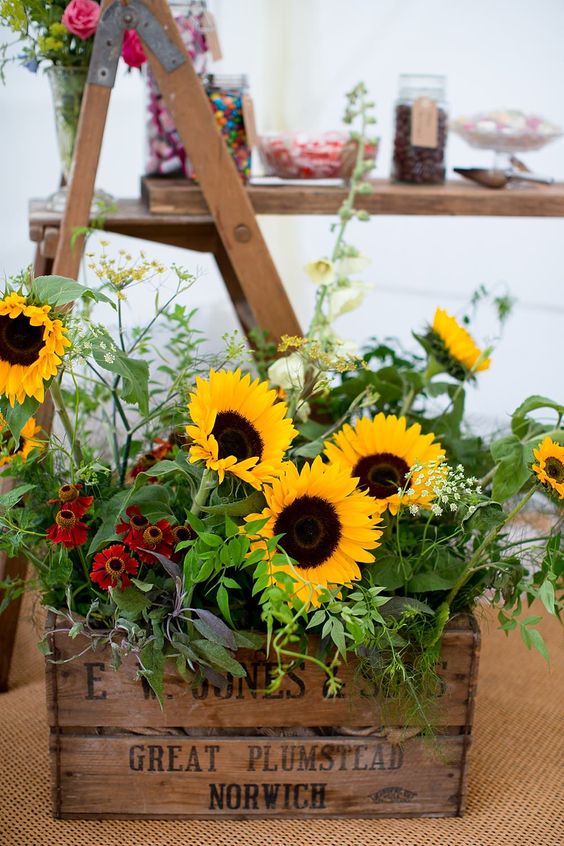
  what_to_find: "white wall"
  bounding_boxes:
[1,0,563,423]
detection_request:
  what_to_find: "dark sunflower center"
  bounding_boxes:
[0,314,45,366]
[273,495,342,570]
[212,410,263,462]
[105,557,125,575]
[545,457,564,483]
[353,452,410,499]
[143,525,163,546]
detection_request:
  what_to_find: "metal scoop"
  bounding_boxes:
[454,167,555,190]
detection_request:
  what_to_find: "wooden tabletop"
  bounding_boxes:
[141,177,564,218]
[28,178,564,241]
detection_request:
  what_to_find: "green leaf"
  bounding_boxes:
[200,490,266,517]
[463,501,505,533]
[0,395,40,441]
[538,580,556,615]
[233,630,264,650]
[32,275,114,309]
[0,483,35,510]
[407,572,457,592]
[513,394,564,419]
[110,586,151,618]
[198,532,222,548]
[490,435,531,501]
[243,517,270,535]
[525,628,550,664]
[130,577,155,593]
[216,584,234,627]
[91,328,149,414]
[192,608,237,650]
[192,639,246,676]
[139,640,165,701]
[330,618,347,655]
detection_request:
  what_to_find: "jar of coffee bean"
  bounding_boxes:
[392,74,447,184]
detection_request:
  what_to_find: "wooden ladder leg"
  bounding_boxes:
[0,398,54,692]
[0,54,111,688]
[0,554,28,693]
[145,0,301,342]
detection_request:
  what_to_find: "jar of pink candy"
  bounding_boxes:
[145,1,209,178]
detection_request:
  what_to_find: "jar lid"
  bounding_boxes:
[398,73,446,100]
[206,73,248,91]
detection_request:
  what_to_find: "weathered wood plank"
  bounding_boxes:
[56,734,466,818]
[141,176,564,218]
[47,617,478,728]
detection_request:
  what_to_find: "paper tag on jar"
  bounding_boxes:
[202,11,223,61]
[242,95,258,148]
[411,97,438,148]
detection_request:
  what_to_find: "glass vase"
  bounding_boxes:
[46,65,113,213]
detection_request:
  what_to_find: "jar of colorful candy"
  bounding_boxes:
[185,74,252,184]
[392,74,448,184]
[145,1,209,177]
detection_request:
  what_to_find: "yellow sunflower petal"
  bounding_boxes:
[324,412,445,513]
[187,369,297,489]
[532,436,564,499]
[245,456,383,607]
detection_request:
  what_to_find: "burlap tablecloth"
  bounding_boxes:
[1,596,562,846]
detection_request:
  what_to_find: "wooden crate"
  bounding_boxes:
[46,612,480,819]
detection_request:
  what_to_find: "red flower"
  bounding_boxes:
[122,30,147,68]
[46,509,88,548]
[116,505,150,546]
[62,0,101,40]
[90,544,139,591]
[129,438,172,480]
[116,507,174,563]
[171,524,196,561]
[48,483,93,518]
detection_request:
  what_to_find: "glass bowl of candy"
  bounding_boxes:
[451,110,562,158]
[257,131,379,180]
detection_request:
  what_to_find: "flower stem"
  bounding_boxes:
[190,469,216,517]
[399,386,417,418]
[428,486,537,649]
[50,379,83,468]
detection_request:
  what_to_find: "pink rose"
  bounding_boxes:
[122,30,147,69]
[62,0,101,41]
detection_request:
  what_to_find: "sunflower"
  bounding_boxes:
[532,437,564,500]
[90,544,139,591]
[426,307,491,379]
[0,415,42,466]
[324,413,445,515]
[187,369,297,489]
[0,292,71,406]
[245,457,384,605]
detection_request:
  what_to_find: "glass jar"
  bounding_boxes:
[185,74,252,184]
[392,74,448,184]
[145,1,209,177]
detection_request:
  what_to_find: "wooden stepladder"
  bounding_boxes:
[0,0,300,690]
